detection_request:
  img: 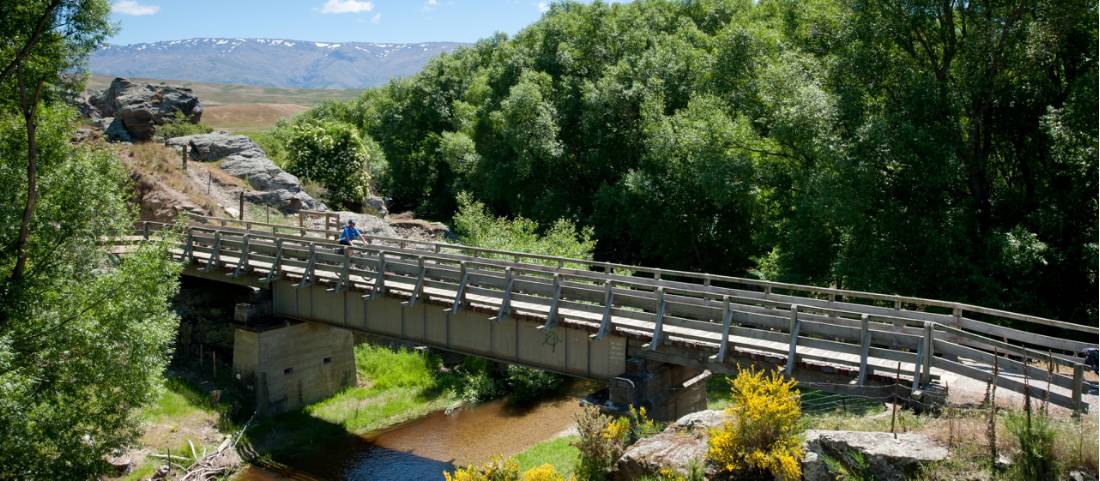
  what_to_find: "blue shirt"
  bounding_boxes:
[340,225,362,243]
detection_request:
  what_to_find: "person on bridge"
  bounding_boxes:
[338,219,367,250]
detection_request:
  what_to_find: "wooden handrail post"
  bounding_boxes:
[785,304,801,376]
[411,256,426,305]
[857,314,871,385]
[264,239,284,284]
[372,251,387,299]
[234,234,251,277]
[922,322,934,384]
[450,261,468,312]
[238,192,244,220]
[542,273,563,329]
[492,267,513,321]
[714,295,734,363]
[646,287,667,351]
[337,247,350,292]
[297,242,317,288]
[592,280,614,340]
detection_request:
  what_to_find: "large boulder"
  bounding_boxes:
[332,211,397,238]
[612,410,725,481]
[801,430,949,481]
[167,131,324,212]
[86,77,202,141]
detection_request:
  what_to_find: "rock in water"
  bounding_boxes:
[85,77,202,140]
[801,430,949,481]
[167,131,324,212]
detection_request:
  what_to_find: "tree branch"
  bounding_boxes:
[0,0,63,87]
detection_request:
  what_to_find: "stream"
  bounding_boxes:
[237,395,585,481]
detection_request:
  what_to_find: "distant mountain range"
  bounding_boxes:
[89,38,466,89]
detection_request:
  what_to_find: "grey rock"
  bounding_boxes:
[332,211,397,238]
[170,131,257,161]
[166,131,324,212]
[1070,470,1099,481]
[85,77,202,140]
[613,410,722,481]
[364,195,388,217]
[105,117,132,142]
[801,430,949,481]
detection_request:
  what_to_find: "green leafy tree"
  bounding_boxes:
[0,106,182,479]
[283,0,1097,328]
[285,120,380,208]
[1,3,185,478]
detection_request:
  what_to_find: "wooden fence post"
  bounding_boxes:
[1072,364,1084,418]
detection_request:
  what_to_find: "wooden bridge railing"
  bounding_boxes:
[144,219,1094,413]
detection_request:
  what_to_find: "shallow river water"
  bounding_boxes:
[237,395,584,481]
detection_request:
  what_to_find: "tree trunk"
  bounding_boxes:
[10,76,45,283]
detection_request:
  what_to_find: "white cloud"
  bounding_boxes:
[111,0,159,16]
[320,0,374,14]
[371,12,382,24]
[427,0,439,5]
[537,1,549,13]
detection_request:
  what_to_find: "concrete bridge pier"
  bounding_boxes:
[232,320,357,416]
[609,357,710,421]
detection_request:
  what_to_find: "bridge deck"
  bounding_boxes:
[132,219,1096,412]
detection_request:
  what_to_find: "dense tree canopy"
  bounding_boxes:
[275,0,1097,328]
[1,1,183,478]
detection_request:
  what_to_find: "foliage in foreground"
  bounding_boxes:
[445,455,575,481]
[708,367,803,481]
[1004,403,1060,481]
[0,105,183,478]
[572,405,660,481]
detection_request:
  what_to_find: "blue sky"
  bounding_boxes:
[107,0,626,45]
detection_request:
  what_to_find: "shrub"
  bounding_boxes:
[505,365,566,405]
[445,456,574,481]
[158,110,212,138]
[457,357,501,404]
[284,120,377,208]
[707,367,803,481]
[573,405,659,481]
[1005,407,1059,481]
[452,193,595,268]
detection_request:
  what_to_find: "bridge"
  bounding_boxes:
[124,215,1096,419]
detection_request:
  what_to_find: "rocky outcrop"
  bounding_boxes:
[332,211,398,238]
[801,430,949,481]
[83,77,202,141]
[613,410,725,481]
[167,131,324,212]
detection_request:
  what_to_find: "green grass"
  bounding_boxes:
[247,344,463,457]
[514,435,580,477]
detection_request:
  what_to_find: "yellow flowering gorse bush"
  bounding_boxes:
[707,367,803,481]
[443,456,574,481]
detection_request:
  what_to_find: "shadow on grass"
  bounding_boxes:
[241,410,456,481]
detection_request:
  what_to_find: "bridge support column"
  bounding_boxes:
[608,358,709,421]
[233,321,356,416]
